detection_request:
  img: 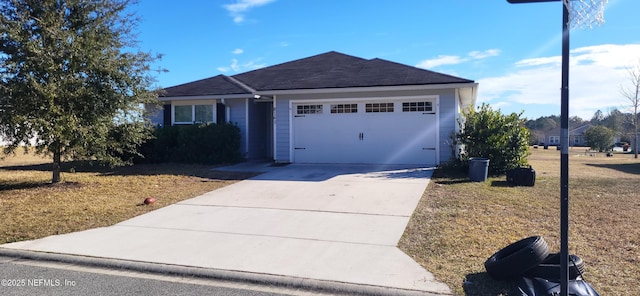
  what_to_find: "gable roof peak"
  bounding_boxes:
[161,74,250,97]
[161,51,476,97]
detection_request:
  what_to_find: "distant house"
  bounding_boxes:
[540,124,593,147]
[149,51,478,165]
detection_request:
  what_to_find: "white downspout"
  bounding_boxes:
[273,95,277,162]
[245,98,250,159]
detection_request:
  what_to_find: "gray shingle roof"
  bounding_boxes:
[231,51,368,90]
[161,51,474,97]
[161,75,249,97]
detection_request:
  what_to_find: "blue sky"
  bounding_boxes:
[133,0,640,120]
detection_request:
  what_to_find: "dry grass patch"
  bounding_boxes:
[400,147,640,295]
[0,152,257,244]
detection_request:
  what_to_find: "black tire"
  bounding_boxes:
[484,236,550,281]
[524,253,585,280]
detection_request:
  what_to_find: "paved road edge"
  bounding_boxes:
[0,248,451,296]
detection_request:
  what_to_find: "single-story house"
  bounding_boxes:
[540,124,593,147]
[149,51,478,166]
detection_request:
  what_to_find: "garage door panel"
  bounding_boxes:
[293,111,366,163]
[292,100,437,165]
[361,113,436,164]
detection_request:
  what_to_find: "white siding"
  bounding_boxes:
[225,98,249,158]
[437,89,458,163]
[274,96,291,162]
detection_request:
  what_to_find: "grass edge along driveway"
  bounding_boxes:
[400,148,640,296]
[0,152,257,245]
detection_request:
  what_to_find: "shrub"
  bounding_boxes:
[65,121,155,168]
[137,123,243,164]
[457,103,530,174]
[100,121,155,166]
[584,125,615,152]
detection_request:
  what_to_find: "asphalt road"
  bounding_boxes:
[0,256,322,296]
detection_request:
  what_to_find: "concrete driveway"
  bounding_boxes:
[1,164,451,295]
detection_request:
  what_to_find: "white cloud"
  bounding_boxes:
[232,48,244,54]
[416,49,501,69]
[230,59,240,72]
[571,44,640,68]
[478,43,640,119]
[416,55,465,69]
[515,56,561,67]
[242,59,267,70]
[217,58,266,73]
[223,0,275,24]
[469,49,501,59]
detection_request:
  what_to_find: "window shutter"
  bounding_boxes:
[217,103,226,124]
[163,104,172,126]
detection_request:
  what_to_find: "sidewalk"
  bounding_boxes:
[1,163,451,295]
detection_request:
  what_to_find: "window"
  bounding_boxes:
[174,104,215,124]
[366,103,394,113]
[296,104,323,114]
[174,105,192,123]
[549,136,560,144]
[402,101,433,112]
[331,104,358,114]
[195,105,214,123]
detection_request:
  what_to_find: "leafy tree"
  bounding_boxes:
[528,129,544,146]
[525,115,559,131]
[620,62,640,158]
[602,109,625,133]
[457,103,530,174]
[600,109,634,146]
[569,115,586,127]
[591,109,604,125]
[525,115,560,145]
[584,126,615,152]
[0,0,161,183]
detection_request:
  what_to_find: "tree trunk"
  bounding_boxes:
[635,128,638,159]
[635,86,639,159]
[635,110,639,159]
[52,147,61,184]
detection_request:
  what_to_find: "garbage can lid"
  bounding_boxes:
[470,157,489,161]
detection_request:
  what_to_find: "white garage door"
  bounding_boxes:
[292,99,438,165]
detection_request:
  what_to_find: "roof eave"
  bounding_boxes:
[255,82,478,96]
[158,93,252,102]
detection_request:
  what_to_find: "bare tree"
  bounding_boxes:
[621,62,640,159]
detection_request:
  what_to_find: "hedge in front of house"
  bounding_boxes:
[456,103,530,174]
[137,123,243,164]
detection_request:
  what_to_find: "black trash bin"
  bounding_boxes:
[506,166,536,186]
[469,157,490,182]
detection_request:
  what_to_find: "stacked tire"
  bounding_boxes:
[484,236,550,281]
[525,253,585,280]
[484,236,599,296]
